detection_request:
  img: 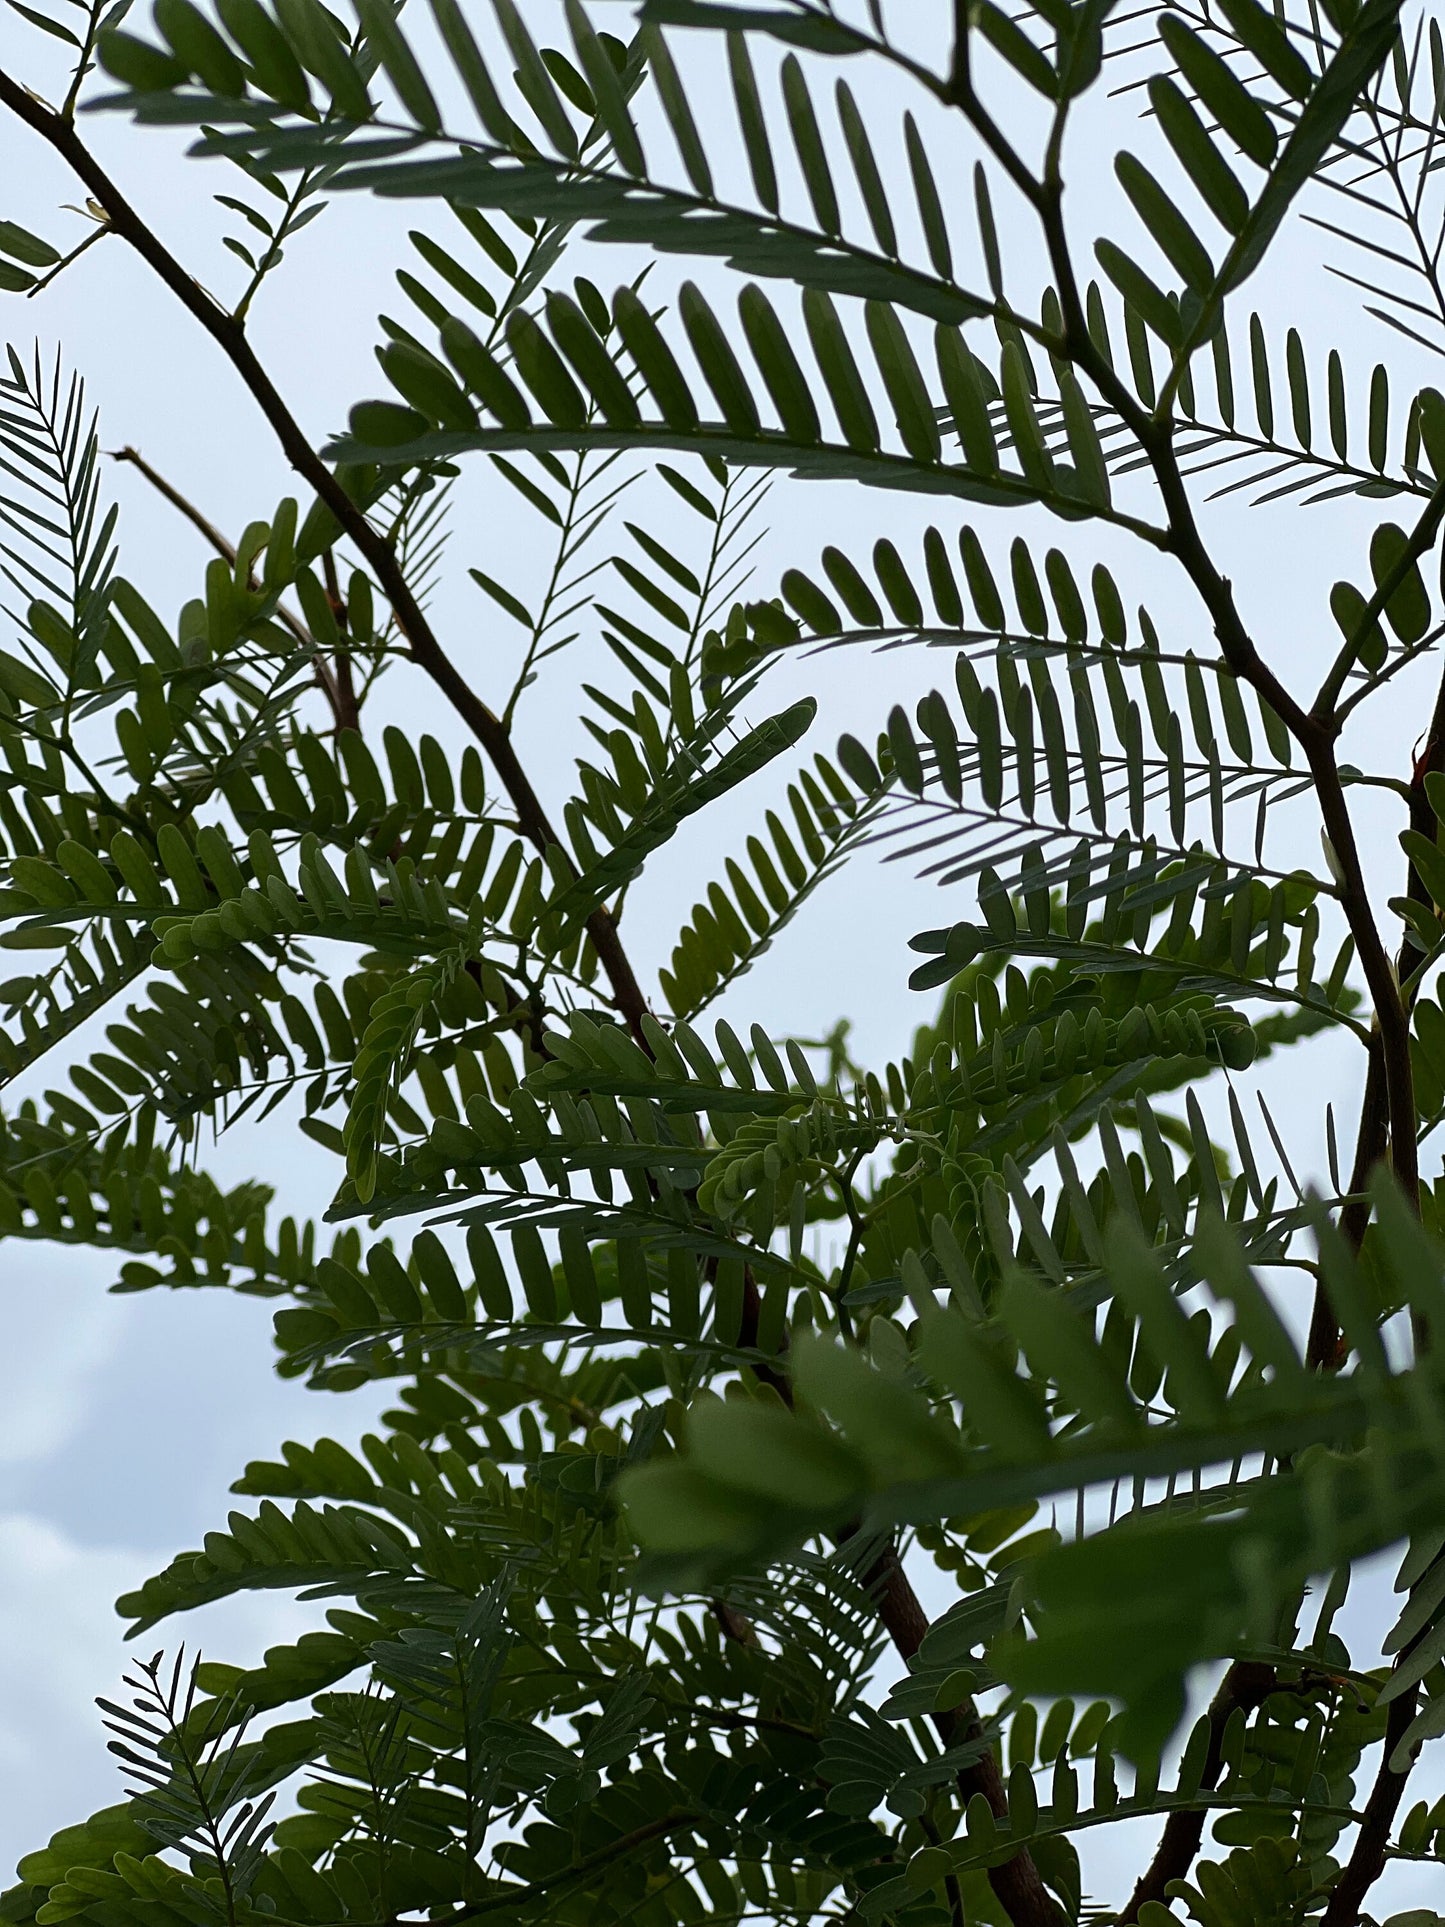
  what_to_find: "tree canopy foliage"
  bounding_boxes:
[2,0,1445,1922]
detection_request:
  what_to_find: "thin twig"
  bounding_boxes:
[111,444,343,725]
[321,547,360,734]
[26,219,108,297]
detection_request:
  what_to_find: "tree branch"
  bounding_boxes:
[1309,1027,1384,1367]
[1022,137,1418,1223]
[0,69,650,1044]
[1309,647,1445,1360]
[1115,1661,1277,1924]
[1321,1685,1422,1926]
[321,546,361,734]
[111,444,344,725]
[941,90,1426,1927]
[735,1282,1065,1927]
[868,1539,1066,1927]
[1306,734,1419,1206]
[1308,654,1445,1909]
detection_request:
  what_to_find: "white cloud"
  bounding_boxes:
[0,1515,318,1883]
[0,1252,126,1466]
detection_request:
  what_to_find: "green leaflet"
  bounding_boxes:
[0,219,61,268]
[641,1,869,54]
[1168,0,1404,361]
[660,747,892,1017]
[548,696,818,926]
[343,956,461,1203]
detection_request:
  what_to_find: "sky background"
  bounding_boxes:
[0,0,1443,1913]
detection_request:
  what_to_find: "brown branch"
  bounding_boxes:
[1,73,650,1045]
[1005,119,1414,1199]
[334,646,360,735]
[1310,1026,1385,1369]
[1321,1685,1422,1926]
[1014,80,1425,1381]
[940,100,1427,1925]
[111,443,344,725]
[868,1540,1066,1927]
[1143,724,1432,1899]
[321,546,361,734]
[1310,1015,1388,1373]
[1062,349,1429,1927]
[1306,735,1419,1207]
[1035,179,1417,1240]
[1114,1661,1277,1924]
[1309,653,1445,1362]
[736,1286,1064,1927]
[112,443,244,570]
[949,0,970,97]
